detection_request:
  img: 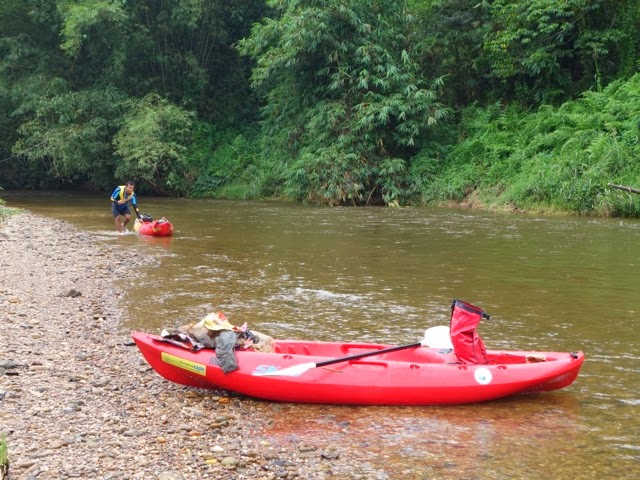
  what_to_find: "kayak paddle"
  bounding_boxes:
[252,327,450,377]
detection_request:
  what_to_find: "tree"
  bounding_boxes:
[113,94,193,195]
[483,0,638,105]
[0,0,69,187]
[13,86,128,187]
[409,0,493,109]
[239,0,447,205]
[1,0,263,191]
[119,0,264,123]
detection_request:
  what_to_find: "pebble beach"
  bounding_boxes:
[0,212,383,480]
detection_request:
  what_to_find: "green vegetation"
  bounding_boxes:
[0,190,21,223]
[237,0,447,205]
[416,74,640,215]
[0,207,22,224]
[0,0,639,214]
[0,433,8,479]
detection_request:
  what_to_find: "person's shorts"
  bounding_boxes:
[112,203,131,217]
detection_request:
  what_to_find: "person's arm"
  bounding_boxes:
[132,194,141,218]
[111,187,131,205]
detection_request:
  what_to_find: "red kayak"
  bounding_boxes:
[134,218,173,237]
[131,331,584,405]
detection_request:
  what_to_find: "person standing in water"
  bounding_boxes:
[110,181,141,234]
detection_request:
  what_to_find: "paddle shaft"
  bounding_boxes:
[315,342,422,368]
[608,183,640,195]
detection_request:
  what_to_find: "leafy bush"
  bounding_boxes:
[13,85,128,188]
[420,73,640,216]
[113,94,193,195]
[188,126,269,199]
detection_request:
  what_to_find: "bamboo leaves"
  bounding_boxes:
[239,0,446,205]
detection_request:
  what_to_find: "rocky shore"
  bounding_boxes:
[0,212,382,480]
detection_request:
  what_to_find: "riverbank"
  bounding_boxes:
[0,212,378,480]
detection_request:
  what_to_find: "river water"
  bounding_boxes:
[3,192,639,479]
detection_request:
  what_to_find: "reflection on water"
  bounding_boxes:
[4,191,640,479]
[255,395,588,479]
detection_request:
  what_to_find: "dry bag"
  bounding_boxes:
[449,299,490,364]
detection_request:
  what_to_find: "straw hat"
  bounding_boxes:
[198,311,235,331]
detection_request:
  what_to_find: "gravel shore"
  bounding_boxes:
[0,212,381,480]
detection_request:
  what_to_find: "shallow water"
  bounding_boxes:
[4,191,639,479]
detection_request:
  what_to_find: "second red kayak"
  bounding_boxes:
[134,217,174,237]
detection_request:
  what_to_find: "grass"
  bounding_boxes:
[0,433,8,479]
[0,204,22,225]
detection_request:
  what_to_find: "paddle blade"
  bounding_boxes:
[252,362,317,377]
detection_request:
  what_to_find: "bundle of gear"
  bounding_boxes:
[160,311,274,373]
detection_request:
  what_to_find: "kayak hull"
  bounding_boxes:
[134,219,173,237]
[132,331,584,405]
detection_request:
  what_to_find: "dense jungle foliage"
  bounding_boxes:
[0,0,639,214]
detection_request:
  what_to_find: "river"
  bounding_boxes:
[3,191,639,479]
